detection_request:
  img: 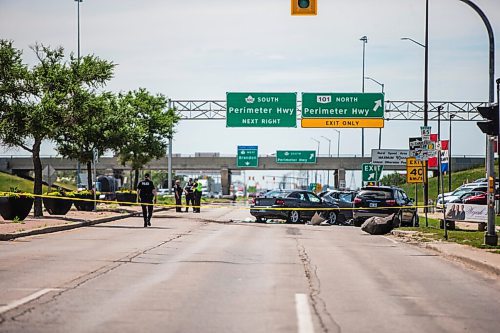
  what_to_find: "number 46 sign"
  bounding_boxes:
[406,157,427,183]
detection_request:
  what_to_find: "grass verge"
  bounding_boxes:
[400,217,500,250]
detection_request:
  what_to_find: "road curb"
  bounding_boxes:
[422,243,500,277]
[391,229,500,276]
[0,208,168,241]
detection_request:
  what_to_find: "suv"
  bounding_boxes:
[352,186,418,227]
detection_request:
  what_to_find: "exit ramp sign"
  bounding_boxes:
[362,163,384,182]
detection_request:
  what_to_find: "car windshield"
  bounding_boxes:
[452,189,469,197]
[264,190,287,198]
[339,193,354,203]
[358,189,392,199]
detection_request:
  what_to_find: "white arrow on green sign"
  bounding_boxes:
[362,163,384,182]
[276,150,316,164]
[226,92,297,127]
[237,146,258,168]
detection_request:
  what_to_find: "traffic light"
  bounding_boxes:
[476,104,499,136]
[291,0,317,16]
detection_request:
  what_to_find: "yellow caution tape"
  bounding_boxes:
[1,192,436,212]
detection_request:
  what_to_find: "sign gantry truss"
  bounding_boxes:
[172,100,488,121]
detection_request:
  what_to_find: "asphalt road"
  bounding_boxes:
[1,206,500,333]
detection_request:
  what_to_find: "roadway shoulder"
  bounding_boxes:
[391,229,500,276]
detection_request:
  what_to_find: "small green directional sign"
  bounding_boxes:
[237,146,258,168]
[276,150,316,164]
[362,163,384,182]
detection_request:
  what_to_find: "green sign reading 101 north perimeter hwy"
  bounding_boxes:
[226,92,297,127]
[237,146,258,168]
[276,150,317,164]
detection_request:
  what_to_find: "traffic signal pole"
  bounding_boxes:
[460,0,497,246]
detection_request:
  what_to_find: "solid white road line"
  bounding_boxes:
[295,293,315,333]
[382,236,399,244]
[0,288,62,315]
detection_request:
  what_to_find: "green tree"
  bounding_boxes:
[0,40,114,216]
[55,91,121,190]
[115,89,180,189]
[380,172,407,187]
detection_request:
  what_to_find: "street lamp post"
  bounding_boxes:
[401,18,429,226]
[364,76,384,149]
[449,114,456,192]
[75,0,83,188]
[333,129,340,187]
[458,0,496,246]
[360,36,368,157]
[311,138,320,185]
[321,136,332,187]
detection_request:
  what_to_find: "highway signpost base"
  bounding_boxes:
[484,234,498,246]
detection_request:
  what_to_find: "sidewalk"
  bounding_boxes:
[392,229,500,277]
[0,205,166,241]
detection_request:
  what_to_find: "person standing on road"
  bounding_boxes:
[137,173,157,227]
[184,178,194,212]
[192,178,202,213]
[174,179,183,212]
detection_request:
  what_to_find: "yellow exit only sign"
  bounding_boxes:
[301,118,384,128]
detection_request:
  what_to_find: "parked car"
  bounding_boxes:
[463,192,487,205]
[436,182,488,201]
[447,191,486,204]
[352,186,418,227]
[250,190,340,224]
[436,185,487,209]
[319,190,357,221]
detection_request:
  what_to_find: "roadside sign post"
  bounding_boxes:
[276,150,317,164]
[406,158,426,184]
[301,92,384,128]
[237,146,258,168]
[226,92,297,127]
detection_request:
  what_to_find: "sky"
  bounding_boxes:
[1,0,499,188]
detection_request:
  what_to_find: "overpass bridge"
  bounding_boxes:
[0,155,485,194]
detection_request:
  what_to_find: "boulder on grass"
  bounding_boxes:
[361,214,400,235]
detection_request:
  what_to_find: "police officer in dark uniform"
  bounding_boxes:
[137,173,157,227]
[174,179,183,212]
[184,178,194,212]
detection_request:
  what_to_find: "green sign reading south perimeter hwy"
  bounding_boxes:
[276,150,317,164]
[226,92,297,127]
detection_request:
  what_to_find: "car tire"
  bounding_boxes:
[411,213,419,227]
[353,218,364,227]
[255,217,267,223]
[287,210,301,224]
[326,211,337,224]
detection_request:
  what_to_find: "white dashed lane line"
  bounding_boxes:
[295,293,315,333]
[0,288,62,315]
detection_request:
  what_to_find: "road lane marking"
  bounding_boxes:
[295,293,314,333]
[0,288,62,315]
[382,236,399,244]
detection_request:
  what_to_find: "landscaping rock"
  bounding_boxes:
[361,214,400,235]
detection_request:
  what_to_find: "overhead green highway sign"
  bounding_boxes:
[237,146,258,168]
[301,92,384,128]
[276,150,316,164]
[226,92,297,127]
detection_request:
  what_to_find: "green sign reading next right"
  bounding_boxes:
[226,92,297,127]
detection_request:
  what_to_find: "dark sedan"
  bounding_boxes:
[319,190,357,222]
[250,190,340,224]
